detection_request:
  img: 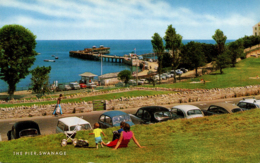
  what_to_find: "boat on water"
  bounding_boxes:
[55,56,59,59]
[44,59,55,62]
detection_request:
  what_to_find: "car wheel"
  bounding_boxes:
[61,139,67,147]
[7,130,12,140]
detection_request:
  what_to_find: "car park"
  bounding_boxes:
[56,117,92,134]
[130,106,174,124]
[69,82,81,90]
[237,98,260,110]
[139,79,149,84]
[7,121,41,140]
[170,105,204,119]
[98,111,134,129]
[202,102,243,116]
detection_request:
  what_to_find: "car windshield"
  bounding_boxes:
[112,115,132,125]
[187,109,202,116]
[154,111,172,121]
[70,124,92,131]
[19,129,38,137]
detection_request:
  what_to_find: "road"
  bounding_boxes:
[0,96,253,141]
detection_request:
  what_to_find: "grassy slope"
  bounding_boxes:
[144,57,260,89]
[0,90,175,108]
[1,109,260,162]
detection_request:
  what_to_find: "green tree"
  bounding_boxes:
[212,29,230,74]
[151,33,164,84]
[214,51,231,74]
[31,66,52,95]
[212,29,227,55]
[228,39,244,67]
[0,25,37,99]
[118,70,132,86]
[164,25,182,83]
[182,41,206,77]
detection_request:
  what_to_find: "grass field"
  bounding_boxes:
[144,57,260,89]
[0,90,175,108]
[1,109,260,162]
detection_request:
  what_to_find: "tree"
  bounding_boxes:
[31,66,52,95]
[214,51,231,74]
[0,25,37,99]
[151,33,164,84]
[118,70,132,86]
[228,39,244,67]
[212,29,230,74]
[212,29,227,55]
[181,41,206,77]
[164,25,182,83]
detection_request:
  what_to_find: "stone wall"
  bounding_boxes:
[1,85,260,119]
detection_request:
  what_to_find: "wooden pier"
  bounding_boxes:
[69,51,125,63]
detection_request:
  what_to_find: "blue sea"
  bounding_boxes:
[0,39,234,92]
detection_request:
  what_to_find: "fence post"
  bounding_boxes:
[0,133,2,141]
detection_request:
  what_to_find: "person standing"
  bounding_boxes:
[53,94,63,116]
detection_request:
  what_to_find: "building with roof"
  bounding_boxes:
[253,22,260,36]
[98,72,120,86]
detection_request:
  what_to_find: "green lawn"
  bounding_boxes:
[0,90,175,108]
[144,57,260,89]
[1,109,260,162]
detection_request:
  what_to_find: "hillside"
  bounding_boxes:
[1,109,260,162]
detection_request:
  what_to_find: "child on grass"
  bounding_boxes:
[89,123,107,149]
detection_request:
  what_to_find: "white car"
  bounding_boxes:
[170,105,204,119]
[160,74,167,80]
[237,98,260,110]
[128,79,137,85]
[163,73,172,78]
[56,117,92,134]
[139,79,148,84]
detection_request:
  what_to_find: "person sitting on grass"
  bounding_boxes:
[89,123,107,149]
[112,121,126,141]
[105,123,145,150]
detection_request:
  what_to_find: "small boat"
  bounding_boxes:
[44,59,55,62]
[55,56,59,59]
[52,55,55,57]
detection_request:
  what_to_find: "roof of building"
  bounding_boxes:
[99,72,119,79]
[79,72,97,77]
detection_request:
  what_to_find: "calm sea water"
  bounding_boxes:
[0,39,234,92]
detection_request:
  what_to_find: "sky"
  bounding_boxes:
[0,0,259,40]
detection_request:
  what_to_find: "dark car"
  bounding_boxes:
[7,121,41,140]
[98,111,135,129]
[202,102,243,116]
[130,106,174,124]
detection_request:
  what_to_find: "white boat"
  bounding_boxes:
[44,59,55,62]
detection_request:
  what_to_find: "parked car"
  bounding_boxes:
[202,102,243,116]
[237,98,260,110]
[130,106,174,124]
[79,83,87,89]
[7,121,41,140]
[86,82,97,88]
[160,74,167,80]
[180,68,188,73]
[170,105,204,119]
[56,117,92,134]
[128,79,137,85]
[98,111,134,129]
[139,79,149,84]
[64,84,72,91]
[163,73,172,78]
[69,82,80,90]
[175,69,183,75]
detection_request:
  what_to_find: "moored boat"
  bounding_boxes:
[44,59,55,62]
